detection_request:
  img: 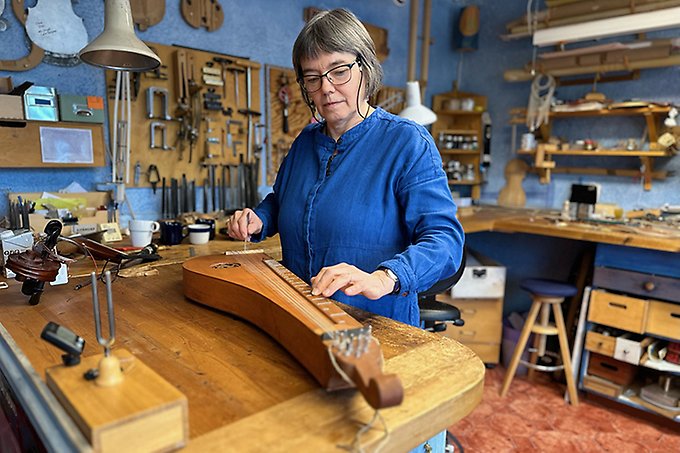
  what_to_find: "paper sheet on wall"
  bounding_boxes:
[39,127,93,164]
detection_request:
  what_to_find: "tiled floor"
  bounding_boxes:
[449,366,680,452]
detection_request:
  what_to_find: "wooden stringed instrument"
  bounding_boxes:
[182,250,403,409]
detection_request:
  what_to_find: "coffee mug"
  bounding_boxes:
[196,218,216,240]
[159,220,187,245]
[188,224,211,245]
[129,219,160,247]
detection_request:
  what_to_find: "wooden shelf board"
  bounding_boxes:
[449,180,482,185]
[517,149,670,157]
[437,129,478,135]
[510,106,671,124]
[434,110,484,116]
[440,149,481,155]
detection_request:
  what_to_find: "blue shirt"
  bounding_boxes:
[253,107,465,326]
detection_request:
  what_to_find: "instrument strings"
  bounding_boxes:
[263,259,343,331]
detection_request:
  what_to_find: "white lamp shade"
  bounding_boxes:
[399,81,437,126]
[79,0,161,71]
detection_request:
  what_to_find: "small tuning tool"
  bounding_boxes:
[91,271,123,387]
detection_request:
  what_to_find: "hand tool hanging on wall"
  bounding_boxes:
[180,0,224,32]
[146,87,172,120]
[229,66,245,111]
[212,56,234,99]
[150,122,173,150]
[147,164,160,194]
[278,79,291,134]
[238,67,262,163]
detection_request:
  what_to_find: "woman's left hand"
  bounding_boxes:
[310,263,395,300]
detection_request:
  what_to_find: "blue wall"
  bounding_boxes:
[2,1,678,313]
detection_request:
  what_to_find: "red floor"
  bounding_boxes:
[449,366,680,452]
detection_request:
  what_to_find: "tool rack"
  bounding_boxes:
[105,42,261,214]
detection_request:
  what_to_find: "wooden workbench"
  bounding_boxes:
[0,237,485,452]
[458,205,680,252]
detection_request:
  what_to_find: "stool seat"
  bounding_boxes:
[520,278,577,298]
[420,298,462,323]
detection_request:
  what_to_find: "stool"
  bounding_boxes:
[500,278,579,405]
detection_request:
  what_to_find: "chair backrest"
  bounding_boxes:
[418,246,467,300]
[418,247,467,330]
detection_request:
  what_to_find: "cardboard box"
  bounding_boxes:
[9,192,111,236]
[0,94,24,120]
[450,249,506,299]
[1,231,34,278]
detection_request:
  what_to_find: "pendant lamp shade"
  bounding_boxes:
[399,81,437,126]
[79,0,161,71]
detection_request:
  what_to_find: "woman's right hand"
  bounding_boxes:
[226,208,263,241]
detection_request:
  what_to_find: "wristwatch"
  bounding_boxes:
[380,267,401,295]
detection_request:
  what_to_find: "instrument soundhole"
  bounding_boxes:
[211,262,242,269]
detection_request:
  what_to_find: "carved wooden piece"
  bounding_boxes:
[130,0,165,31]
[180,0,223,32]
[182,251,403,409]
[0,0,45,72]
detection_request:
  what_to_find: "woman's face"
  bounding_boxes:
[299,51,367,131]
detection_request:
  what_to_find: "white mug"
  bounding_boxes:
[188,224,211,245]
[128,220,160,247]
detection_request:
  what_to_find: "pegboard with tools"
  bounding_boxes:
[105,42,262,215]
[265,65,311,186]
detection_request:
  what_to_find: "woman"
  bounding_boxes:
[228,8,464,326]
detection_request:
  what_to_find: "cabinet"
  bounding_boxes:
[510,105,674,190]
[435,249,505,365]
[578,244,680,422]
[430,92,487,201]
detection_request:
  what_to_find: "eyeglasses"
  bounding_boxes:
[299,61,358,93]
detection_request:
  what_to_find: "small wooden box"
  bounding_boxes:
[46,349,188,452]
[587,353,637,386]
[585,331,616,357]
[582,374,625,398]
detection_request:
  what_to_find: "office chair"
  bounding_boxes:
[419,247,467,332]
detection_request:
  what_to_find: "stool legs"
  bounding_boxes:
[500,300,541,397]
[500,296,579,405]
[553,300,579,405]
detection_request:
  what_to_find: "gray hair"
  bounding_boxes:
[292,9,383,108]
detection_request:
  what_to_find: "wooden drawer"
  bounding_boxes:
[585,331,616,357]
[588,290,648,333]
[582,374,624,398]
[587,353,637,386]
[593,266,680,304]
[437,297,502,344]
[646,301,680,340]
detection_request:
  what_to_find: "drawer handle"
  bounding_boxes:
[671,313,680,319]
[462,309,477,315]
[460,331,476,337]
[608,302,627,310]
[643,281,656,292]
[599,362,618,371]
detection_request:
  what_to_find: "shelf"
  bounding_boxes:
[434,110,483,116]
[437,128,478,135]
[509,106,670,124]
[518,149,671,157]
[440,149,481,156]
[449,179,482,185]
[0,121,106,168]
